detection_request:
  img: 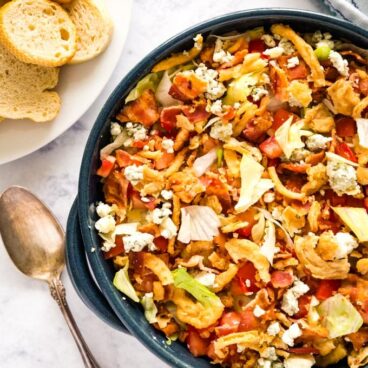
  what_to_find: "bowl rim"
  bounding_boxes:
[77,8,368,368]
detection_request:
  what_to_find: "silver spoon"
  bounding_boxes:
[0,186,100,368]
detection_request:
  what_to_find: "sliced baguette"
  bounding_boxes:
[0,43,60,122]
[66,0,113,64]
[0,0,76,67]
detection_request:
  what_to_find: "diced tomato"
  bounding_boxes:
[160,106,182,132]
[97,156,115,177]
[236,226,253,238]
[289,347,320,354]
[153,236,168,253]
[216,312,241,336]
[154,151,175,170]
[293,295,311,319]
[316,280,341,301]
[235,262,259,293]
[103,235,125,259]
[286,62,308,81]
[260,136,283,159]
[248,39,266,53]
[335,116,357,137]
[335,142,358,162]
[271,271,294,288]
[238,309,259,332]
[186,329,210,357]
[272,108,293,130]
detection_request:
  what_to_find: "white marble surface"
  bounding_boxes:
[0,1,329,367]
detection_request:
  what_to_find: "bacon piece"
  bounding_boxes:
[160,106,183,131]
[103,171,129,208]
[169,72,207,101]
[117,89,159,127]
[182,103,210,123]
[160,103,210,131]
[242,116,272,142]
[270,271,294,288]
[115,150,142,167]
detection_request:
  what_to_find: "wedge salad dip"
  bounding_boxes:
[94,24,368,368]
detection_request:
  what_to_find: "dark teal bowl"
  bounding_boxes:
[76,9,368,368]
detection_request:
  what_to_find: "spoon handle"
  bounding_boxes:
[49,278,101,368]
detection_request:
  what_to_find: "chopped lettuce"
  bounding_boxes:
[223,73,258,105]
[125,72,162,103]
[113,262,140,302]
[235,154,274,213]
[155,71,180,107]
[332,207,368,242]
[357,118,368,148]
[275,117,307,159]
[317,294,363,338]
[141,293,158,323]
[172,268,222,307]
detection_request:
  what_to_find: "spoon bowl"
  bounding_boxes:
[0,186,64,281]
[0,186,100,368]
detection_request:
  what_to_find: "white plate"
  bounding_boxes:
[0,0,132,165]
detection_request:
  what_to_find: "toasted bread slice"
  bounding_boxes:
[0,43,60,122]
[66,0,113,64]
[0,0,76,67]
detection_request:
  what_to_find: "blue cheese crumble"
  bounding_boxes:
[195,63,226,100]
[326,159,360,196]
[306,134,332,151]
[123,232,156,252]
[210,121,233,142]
[124,165,144,185]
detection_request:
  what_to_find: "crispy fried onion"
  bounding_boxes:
[143,253,174,285]
[218,53,268,82]
[176,255,219,274]
[270,24,325,87]
[213,331,273,356]
[255,207,293,246]
[327,79,360,116]
[169,287,224,329]
[213,263,238,292]
[353,96,368,119]
[152,35,203,72]
[268,166,305,200]
[223,137,262,161]
[233,96,270,136]
[348,346,368,368]
[307,201,321,233]
[225,238,270,283]
[294,234,349,279]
